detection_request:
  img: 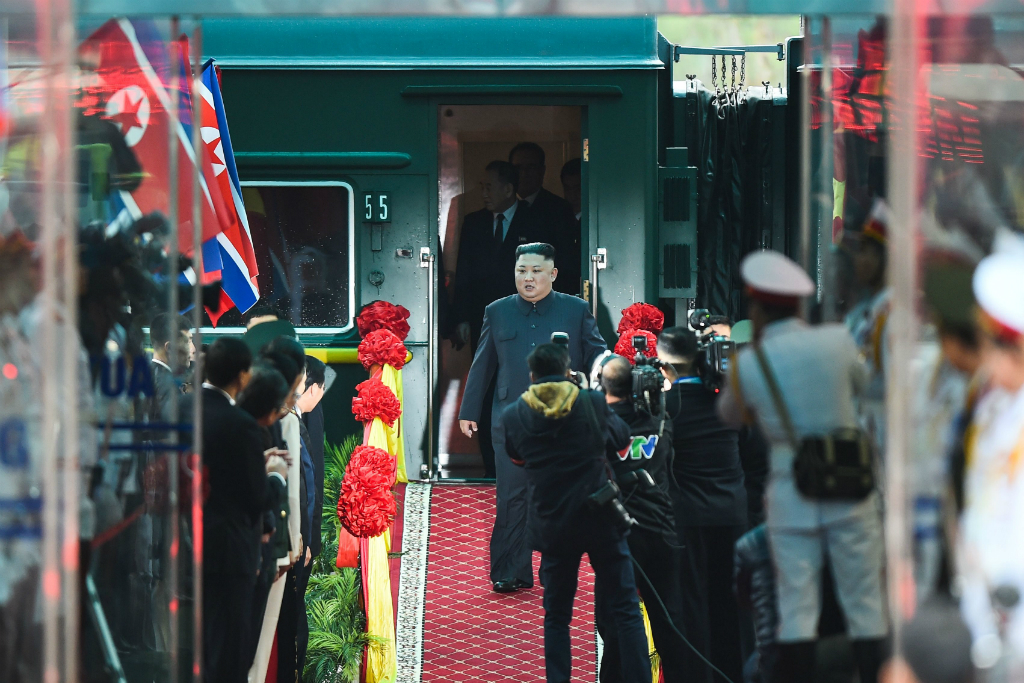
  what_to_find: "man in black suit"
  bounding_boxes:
[453,160,543,477]
[459,243,607,592]
[148,312,192,423]
[202,337,284,683]
[658,327,746,683]
[510,142,581,295]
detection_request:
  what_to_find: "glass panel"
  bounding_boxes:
[204,183,353,330]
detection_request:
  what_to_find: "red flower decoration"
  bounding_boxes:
[337,445,397,537]
[357,329,408,371]
[356,301,411,341]
[614,329,658,365]
[351,377,402,426]
[617,303,665,336]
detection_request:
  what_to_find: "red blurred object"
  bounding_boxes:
[356,301,411,341]
[351,377,402,427]
[357,329,408,370]
[337,445,396,538]
[614,329,657,365]
[617,303,664,336]
[335,526,359,568]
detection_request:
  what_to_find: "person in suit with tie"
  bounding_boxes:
[453,160,543,477]
[459,242,607,593]
[201,337,286,683]
[510,142,581,296]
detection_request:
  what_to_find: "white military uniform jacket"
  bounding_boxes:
[720,318,878,530]
[959,383,1024,663]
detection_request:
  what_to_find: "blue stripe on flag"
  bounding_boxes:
[218,243,259,313]
[202,237,223,273]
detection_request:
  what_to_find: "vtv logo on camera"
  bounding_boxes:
[617,435,658,461]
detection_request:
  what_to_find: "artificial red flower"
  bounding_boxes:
[345,445,397,491]
[337,445,397,537]
[614,329,658,365]
[356,301,411,341]
[338,485,395,537]
[351,377,402,426]
[357,329,408,370]
[617,303,665,336]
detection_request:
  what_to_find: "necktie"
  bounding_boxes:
[494,213,505,251]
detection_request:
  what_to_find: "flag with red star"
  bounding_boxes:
[79,19,225,269]
[199,59,261,322]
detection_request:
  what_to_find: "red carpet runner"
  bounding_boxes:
[420,485,597,682]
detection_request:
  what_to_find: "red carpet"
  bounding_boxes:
[420,485,596,682]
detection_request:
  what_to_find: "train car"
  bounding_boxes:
[202,16,793,479]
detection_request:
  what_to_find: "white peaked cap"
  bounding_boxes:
[740,250,816,299]
[973,251,1024,336]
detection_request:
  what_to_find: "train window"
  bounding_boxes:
[202,181,355,332]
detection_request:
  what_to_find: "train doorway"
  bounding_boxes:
[436,104,583,479]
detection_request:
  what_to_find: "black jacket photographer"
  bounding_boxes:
[595,355,687,683]
[658,326,746,683]
[502,343,650,683]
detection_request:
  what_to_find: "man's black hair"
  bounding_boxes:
[560,157,581,181]
[485,160,519,195]
[600,355,632,399]
[237,365,289,422]
[528,343,571,379]
[150,313,190,350]
[514,242,556,263]
[751,297,800,322]
[260,350,301,389]
[205,337,252,389]
[304,355,327,391]
[938,321,979,350]
[262,336,306,377]
[242,301,284,325]
[657,326,698,361]
[508,141,546,167]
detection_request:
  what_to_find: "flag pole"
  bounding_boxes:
[190,18,205,683]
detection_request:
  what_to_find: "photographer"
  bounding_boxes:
[658,326,747,683]
[595,355,686,683]
[502,343,650,683]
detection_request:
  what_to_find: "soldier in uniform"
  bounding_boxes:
[718,251,888,683]
[958,249,1024,675]
[845,200,891,454]
[459,242,606,593]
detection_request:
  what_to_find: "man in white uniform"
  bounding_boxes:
[719,251,889,683]
[958,249,1024,676]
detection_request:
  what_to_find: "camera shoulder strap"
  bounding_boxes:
[752,345,801,452]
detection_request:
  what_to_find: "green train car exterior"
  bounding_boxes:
[202,16,791,476]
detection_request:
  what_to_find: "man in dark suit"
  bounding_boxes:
[453,160,543,477]
[202,337,283,683]
[510,142,581,296]
[459,242,607,592]
[658,327,747,683]
[148,312,192,423]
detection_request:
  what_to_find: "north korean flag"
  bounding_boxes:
[79,19,224,275]
[198,60,260,316]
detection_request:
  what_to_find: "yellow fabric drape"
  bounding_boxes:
[639,600,660,683]
[363,533,397,683]
[380,364,408,483]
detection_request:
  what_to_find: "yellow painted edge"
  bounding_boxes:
[305,348,414,365]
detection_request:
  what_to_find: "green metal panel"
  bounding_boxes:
[202,17,662,69]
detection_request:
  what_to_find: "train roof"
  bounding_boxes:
[199,17,664,70]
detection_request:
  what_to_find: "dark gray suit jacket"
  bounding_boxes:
[458,291,607,425]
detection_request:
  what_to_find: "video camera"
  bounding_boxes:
[688,309,736,394]
[629,334,667,416]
